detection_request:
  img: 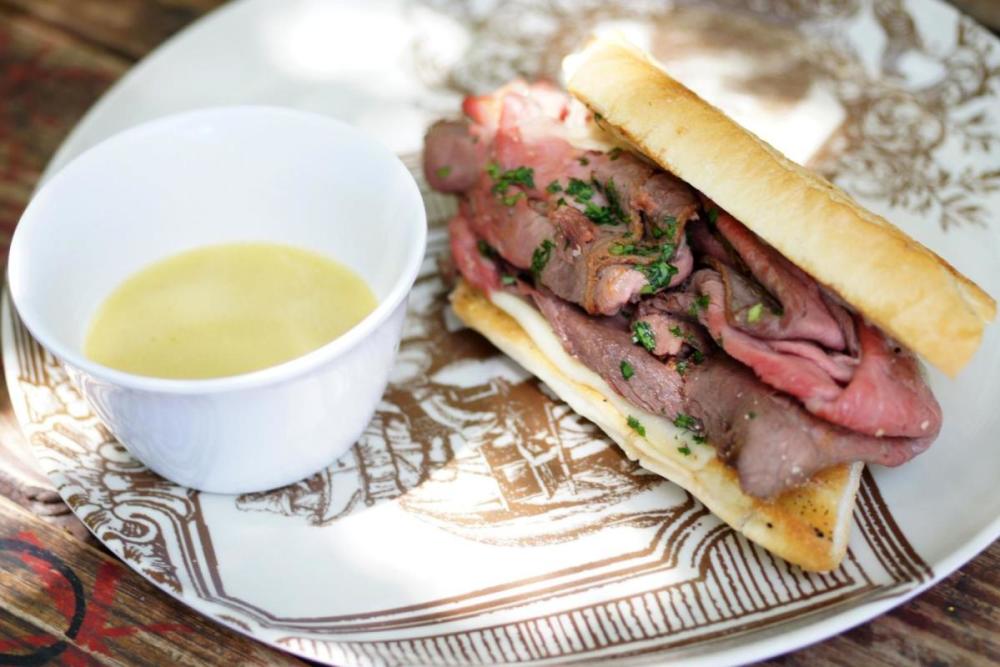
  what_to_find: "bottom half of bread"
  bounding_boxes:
[450,279,862,572]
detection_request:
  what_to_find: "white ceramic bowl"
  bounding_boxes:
[7,106,426,494]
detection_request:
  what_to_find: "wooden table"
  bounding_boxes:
[0,2,997,665]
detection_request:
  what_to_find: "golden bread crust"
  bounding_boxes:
[566,37,995,376]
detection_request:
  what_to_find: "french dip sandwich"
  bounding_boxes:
[422,37,996,571]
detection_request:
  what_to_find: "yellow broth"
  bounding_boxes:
[84,243,377,379]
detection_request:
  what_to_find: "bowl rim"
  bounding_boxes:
[7,105,427,395]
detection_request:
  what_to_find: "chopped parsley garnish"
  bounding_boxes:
[627,415,646,437]
[435,165,452,179]
[609,242,661,257]
[578,156,590,166]
[620,360,634,380]
[707,208,719,225]
[593,179,627,226]
[669,326,684,338]
[673,413,698,431]
[651,215,678,241]
[688,294,710,317]
[477,240,497,259]
[501,192,524,207]
[556,197,567,208]
[501,274,517,286]
[664,216,678,240]
[632,321,656,352]
[488,164,535,195]
[676,360,689,376]
[604,180,623,217]
[640,260,679,293]
[747,411,757,420]
[531,239,555,276]
[546,180,562,194]
[609,242,631,256]
[585,203,620,226]
[566,178,595,201]
[566,178,627,226]
[677,445,691,456]
[691,349,705,364]
[747,302,764,324]
[693,435,707,444]
[608,147,623,160]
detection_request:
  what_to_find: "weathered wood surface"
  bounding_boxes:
[0,1,996,665]
[0,494,306,665]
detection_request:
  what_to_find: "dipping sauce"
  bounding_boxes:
[84,243,377,379]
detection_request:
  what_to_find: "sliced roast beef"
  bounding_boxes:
[423,120,484,193]
[805,320,941,438]
[424,82,701,316]
[530,286,935,498]
[431,80,943,499]
[709,211,848,349]
[529,288,687,419]
[631,298,710,359]
[687,211,942,439]
[685,356,935,498]
[449,214,500,293]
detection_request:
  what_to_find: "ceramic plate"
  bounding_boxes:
[4,1,1000,665]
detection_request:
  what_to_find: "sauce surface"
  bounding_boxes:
[84,243,377,379]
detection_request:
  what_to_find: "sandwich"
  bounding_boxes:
[421,37,996,571]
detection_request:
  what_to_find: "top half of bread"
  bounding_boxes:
[566,37,995,377]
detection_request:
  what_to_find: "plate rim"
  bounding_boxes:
[6,0,1000,664]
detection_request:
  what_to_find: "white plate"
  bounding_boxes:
[4,1,999,665]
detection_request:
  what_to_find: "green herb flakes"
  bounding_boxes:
[688,294,710,317]
[566,178,594,201]
[640,260,679,293]
[747,302,764,324]
[566,178,626,226]
[673,413,697,431]
[489,165,535,196]
[677,445,691,456]
[620,360,634,380]
[651,215,678,241]
[435,165,452,179]
[477,240,496,259]
[632,321,657,352]
[531,239,555,276]
[546,180,562,194]
[627,415,646,437]
[501,192,524,207]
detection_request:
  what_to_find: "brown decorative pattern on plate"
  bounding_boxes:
[412,0,1000,230]
[3,1,997,665]
[2,154,931,664]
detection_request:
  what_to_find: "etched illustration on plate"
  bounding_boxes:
[8,1,996,664]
